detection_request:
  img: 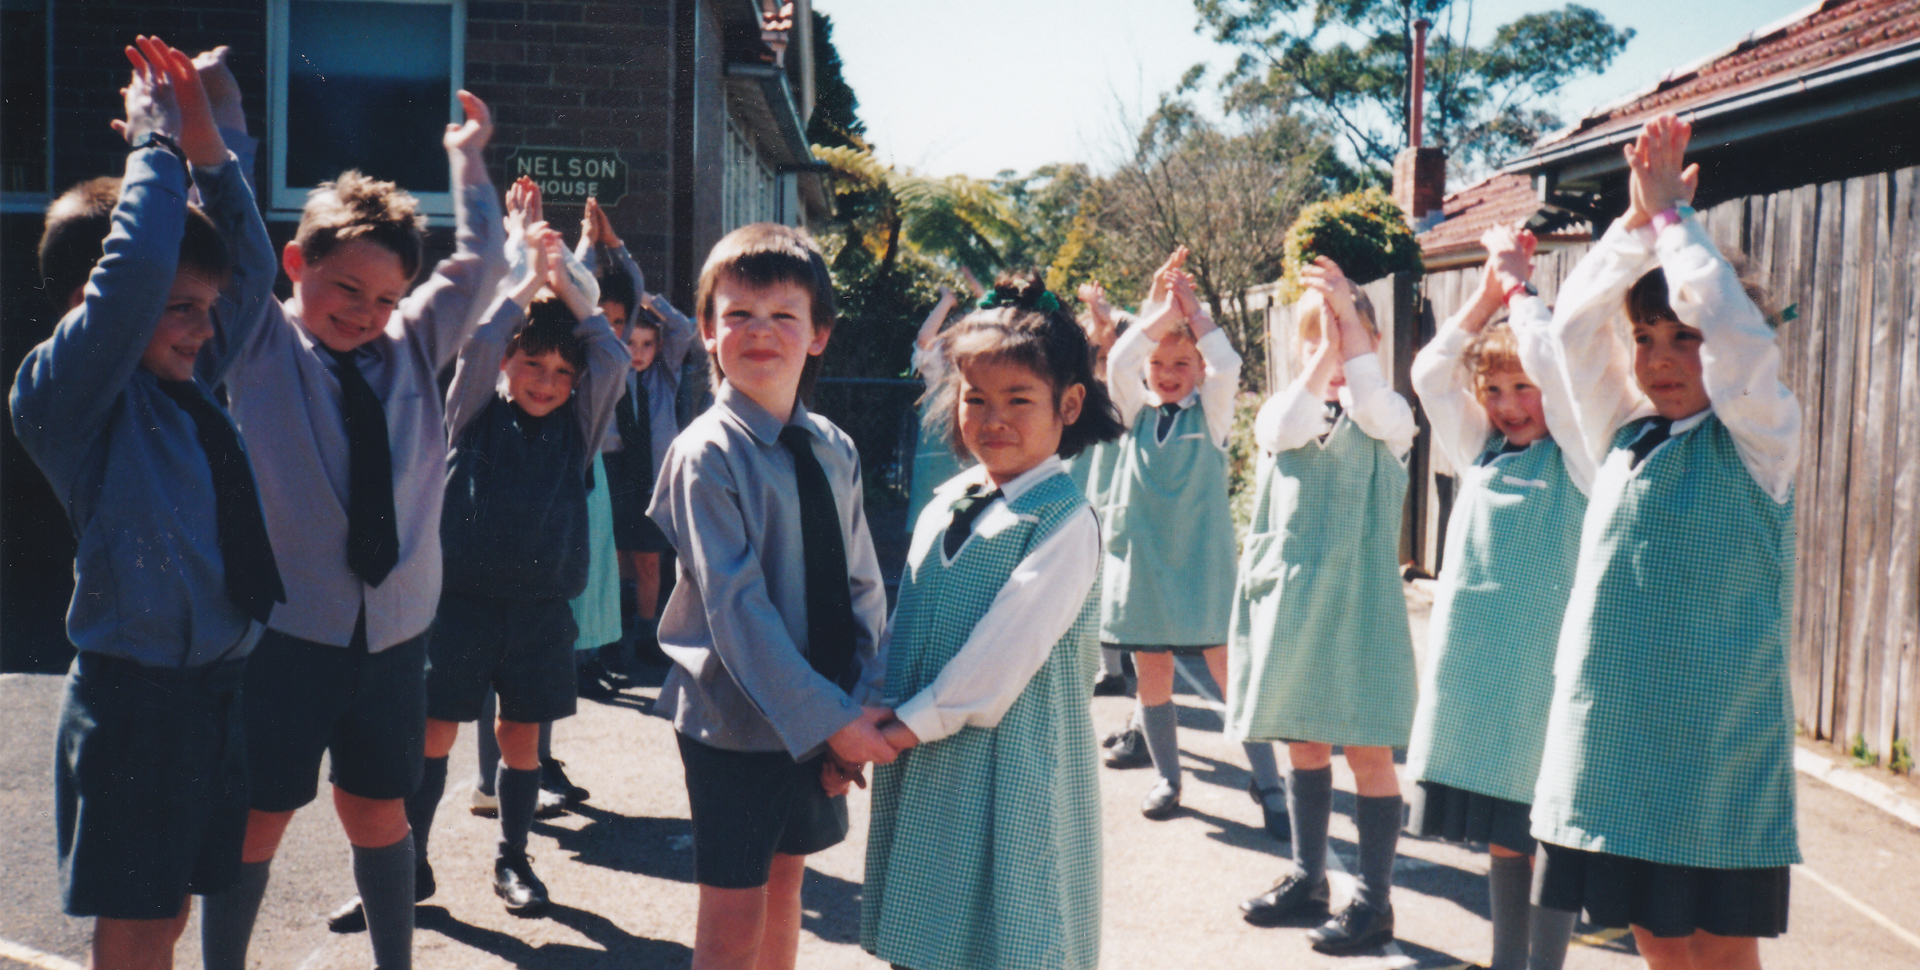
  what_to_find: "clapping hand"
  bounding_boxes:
[1624,114,1698,230]
[113,37,182,150]
[444,90,493,155]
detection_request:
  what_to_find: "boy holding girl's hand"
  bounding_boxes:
[651,224,893,970]
[12,36,281,970]
[199,75,507,970]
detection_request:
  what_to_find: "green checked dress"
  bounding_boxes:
[1226,413,1417,748]
[1098,404,1238,647]
[908,402,968,532]
[1406,435,1585,804]
[863,472,1102,970]
[1064,438,1119,507]
[1532,415,1800,869]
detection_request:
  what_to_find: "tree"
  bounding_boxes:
[806,10,865,150]
[1197,0,1633,179]
[1096,92,1329,385]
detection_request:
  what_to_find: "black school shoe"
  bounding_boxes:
[540,757,590,807]
[1307,900,1395,954]
[325,861,436,933]
[494,848,550,914]
[1101,727,1152,768]
[1140,777,1182,820]
[577,659,620,700]
[1091,673,1129,696]
[1240,872,1330,927]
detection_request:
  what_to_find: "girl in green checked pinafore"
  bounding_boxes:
[863,275,1124,970]
[1530,115,1801,970]
[1404,225,1588,970]
[1098,248,1288,828]
[1226,256,1419,956]
[1066,278,1132,697]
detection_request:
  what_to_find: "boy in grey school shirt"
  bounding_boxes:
[195,90,507,970]
[11,38,282,970]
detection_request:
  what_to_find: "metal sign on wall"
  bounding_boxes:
[504,147,628,206]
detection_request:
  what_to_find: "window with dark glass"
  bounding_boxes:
[1,0,49,197]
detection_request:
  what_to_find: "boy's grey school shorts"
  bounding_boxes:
[426,592,578,725]
[242,624,428,811]
[55,651,249,919]
[675,733,848,888]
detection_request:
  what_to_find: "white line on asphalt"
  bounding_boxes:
[0,938,83,970]
[1794,863,1920,953]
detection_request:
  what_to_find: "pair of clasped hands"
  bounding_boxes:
[821,707,917,796]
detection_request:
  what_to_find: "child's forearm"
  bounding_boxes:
[1105,323,1156,424]
[1196,330,1243,446]
[1410,325,1490,477]
[14,149,188,468]
[1551,219,1658,464]
[577,310,631,453]
[1658,219,1800,500]
[1343,354,1418,458]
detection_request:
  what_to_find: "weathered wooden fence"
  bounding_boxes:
[1412,168,1920,768]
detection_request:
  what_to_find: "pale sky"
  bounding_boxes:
[817,0,1821,179]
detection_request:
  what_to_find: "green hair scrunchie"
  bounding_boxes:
[979,289,1061,315]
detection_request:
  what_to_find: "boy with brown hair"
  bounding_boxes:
[196,85,507,970]
[13,37,281,970]
[652,223,894,970]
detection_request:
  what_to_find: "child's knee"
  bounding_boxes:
[495,719,541,768]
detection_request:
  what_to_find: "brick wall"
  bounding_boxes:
[465,0,679,293]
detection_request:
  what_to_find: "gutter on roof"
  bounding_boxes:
[724,61,831,223]
[1504,37,1920,179]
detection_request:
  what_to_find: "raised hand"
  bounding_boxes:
[543,232,597,320]
[191,46,246,134]
[1147,246,1189,306]
[509,221,555,310]
[505,176,541,236]
[1624,114,1698,229]
[111,37,181,149]
[444,89,492,155]
[587,197,620,249]
[1302,257,1362,359]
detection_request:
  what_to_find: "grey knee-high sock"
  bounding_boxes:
[537,720,553,763]
[1528,902,1577,970]
[1139,701,1181,786]
[406,756,448,862]
[1289,765,1333,882]
[354,834,415,970]
[1488,852,1533,970]
[1243,742,1284,793]
[200,858,271,970]
[1354,794,1403,909]
[498,764,542,853]
[476,690,500,795]
[1099,647,1124,678]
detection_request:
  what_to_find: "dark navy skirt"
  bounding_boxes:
[1533,841,1790,938]
[1406,779,1536,854]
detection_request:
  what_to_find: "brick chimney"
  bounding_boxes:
[1393,18,1446,231]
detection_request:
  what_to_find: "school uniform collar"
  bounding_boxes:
[716,382,818,447]
[1670,410,1711,435]
[1150,389,1200,410]
[966,454,1065,504]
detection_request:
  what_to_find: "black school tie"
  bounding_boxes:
[1155,402,1182,441]
[154,380,287,624]
[1628,416,1675,469]
[944,484,1003,559]
[327,348,399,587]
[1319,400,1344,443]
[778,426,858,689]
[617,375,655,497]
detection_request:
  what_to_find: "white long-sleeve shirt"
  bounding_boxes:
[1410,295,1597,495]
[1107,324,1242,447]
[887,456,1102,744]
[1254,352,1417,459]
[1548,217,1799,503]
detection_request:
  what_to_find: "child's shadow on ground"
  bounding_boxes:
[800,867,864,945]
[418,903,692,969]
[537,805,694,883]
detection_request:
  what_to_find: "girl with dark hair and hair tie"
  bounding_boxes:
[861,280,1122,970]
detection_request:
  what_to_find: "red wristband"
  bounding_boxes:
[1502,281,1531,306]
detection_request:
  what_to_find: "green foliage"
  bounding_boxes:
[1850,733,1878,768]
[1227,392,1266,538]
[806,11,865,151]
[1892,738,1914,775]
[1196,0,1634,178]
[1279,187,1423,300]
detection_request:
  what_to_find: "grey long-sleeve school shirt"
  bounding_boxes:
[578,241,706,466]
[650,383,888,759]
[10,140,277,667]
[223,159,506,652]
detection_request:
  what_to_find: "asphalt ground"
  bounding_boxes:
[5,585,1919,969]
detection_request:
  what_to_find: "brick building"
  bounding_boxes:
[0,0,829,670]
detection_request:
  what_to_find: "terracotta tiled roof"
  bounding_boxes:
[1535,0,1920,152]
[1416,172,1589,260]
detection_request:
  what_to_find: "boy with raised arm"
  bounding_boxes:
[13,36,281,970]
[196,86,507,970]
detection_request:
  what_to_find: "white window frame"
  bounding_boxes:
[723,113,780,230]
[266,0,465,219]
[1,0,52,213]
